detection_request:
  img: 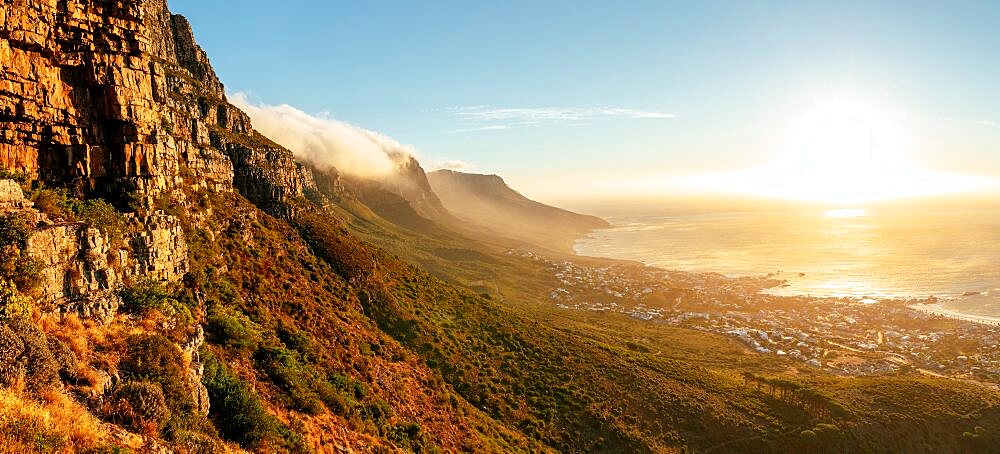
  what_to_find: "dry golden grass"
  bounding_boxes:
[0,387,122,453]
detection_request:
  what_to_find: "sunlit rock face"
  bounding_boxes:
[0,0,307,211]
[1,179,189,322]
[0,0,313,319]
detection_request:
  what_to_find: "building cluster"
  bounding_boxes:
[509,249,1000,386]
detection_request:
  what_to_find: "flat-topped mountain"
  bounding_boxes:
[428,169,609,252]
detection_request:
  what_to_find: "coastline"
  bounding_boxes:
[574,216,1000,326]
[909,303,1000,326]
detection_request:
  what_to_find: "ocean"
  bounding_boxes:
[574,197,1000,318]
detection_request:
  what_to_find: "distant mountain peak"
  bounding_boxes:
[428,169,609,252]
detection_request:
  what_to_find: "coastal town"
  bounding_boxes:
[508,249,1000,387]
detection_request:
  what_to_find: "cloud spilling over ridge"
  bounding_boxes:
[231,93,414,179]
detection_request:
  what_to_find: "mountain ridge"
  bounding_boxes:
[1,1,999,453]
[428,169,610,252]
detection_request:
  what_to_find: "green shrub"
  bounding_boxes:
[118,334,194,415]
[0,215,40,296]
[329,373,367,401]
[0,168,27,183]
[77,199,127,250]
[206,308,261,355]
[255,346,324,414]
[107,381,171,433]
[30,188,73,220]
[276,325,315,361]
[119,280,171,313]
[1,254,43,295]
[0,279,31,320]
[0,214,32,248]
[120,280,193,325]
[361,399,394,427]
[386,422,431,452]
[201,349,280,448]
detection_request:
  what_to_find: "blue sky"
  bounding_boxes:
[171,0,1000,202]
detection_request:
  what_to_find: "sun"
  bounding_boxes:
[793,101,889,178]
[679,98,991,204]
[775,99,908,202]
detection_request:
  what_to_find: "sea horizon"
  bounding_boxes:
[574,195,1000,319]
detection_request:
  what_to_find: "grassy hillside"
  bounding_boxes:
[3,169,999,453]
[300,180,1000,453]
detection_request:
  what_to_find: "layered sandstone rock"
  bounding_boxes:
[0,179,30,211]
[1,179,188,322]
[0,0,306,211]
[1,0,314,318]
[26,221,121,322]
[123,212,188,282]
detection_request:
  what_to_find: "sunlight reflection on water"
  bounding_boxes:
[824,208,867,218]
[576,203,1000,317]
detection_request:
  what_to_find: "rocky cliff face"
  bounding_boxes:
[0,0,314,317]
[0,179,188,322]
[0,0,305,211]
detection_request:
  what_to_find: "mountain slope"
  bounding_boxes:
[2,1,1000,454]
[0,1,534,451]
[428,169,609,252]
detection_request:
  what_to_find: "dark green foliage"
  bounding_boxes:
[116,335,223,444]
[0,168,27,184]
[76,198,127,250]
[205,307,261,355]
[119,280,171,314]
[360,398,393,427]
[27,188,127,250]
[118,334,194,415]
[107,381,171,433]
[119,280,193,326]
[276,324,315,362]
[328,373,367,401]
[255,346,325,415]
[200,349,280,448]
[0,214,32,247]
[0,214,42,294]
[28,188,70,220]
[386,422,431,452]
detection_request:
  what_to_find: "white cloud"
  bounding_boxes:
[445,125,512,134]
[446,105,676,126]
[940,116,1000,129]
[427,159,475,171]
[230,93,416,178]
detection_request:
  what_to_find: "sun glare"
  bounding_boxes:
[791,100,895,177]
[678,98,992,204]
[824,208,866,218]
[773,99,910,202]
